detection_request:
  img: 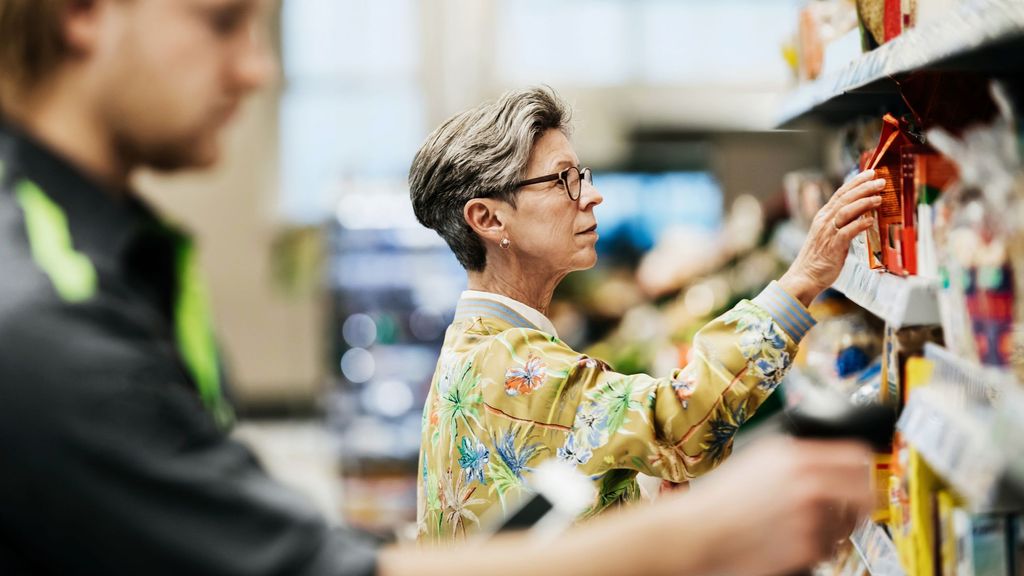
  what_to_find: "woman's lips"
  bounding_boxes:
[577,224,598,235]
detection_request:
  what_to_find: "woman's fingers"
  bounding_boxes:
[842,178,887,203]
[834,195,883,229]
[820,175,885,223]
[832,169,876,201]
[838,215,875,244]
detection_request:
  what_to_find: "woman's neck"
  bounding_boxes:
[467,265,563,317]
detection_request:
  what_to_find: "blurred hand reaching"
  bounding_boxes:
[668,437,875,576]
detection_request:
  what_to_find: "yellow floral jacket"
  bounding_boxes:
[417,282,815,543]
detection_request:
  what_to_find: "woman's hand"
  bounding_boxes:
[779,170,886,307]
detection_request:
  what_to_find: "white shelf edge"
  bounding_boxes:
[923,342,1018,402]
[917,342,1024,500]
[831,255,940,328]
[851,518,906,576]
[777,0,1024,126]
[897,386,1004,509]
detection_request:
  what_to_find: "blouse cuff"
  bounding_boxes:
[752,281,816,343]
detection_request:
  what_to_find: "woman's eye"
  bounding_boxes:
[210,9,244,35]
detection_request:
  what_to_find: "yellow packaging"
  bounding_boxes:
[888,472,912,570]
[905,357,938,576]
[936,490,962,576]
[908,449,939,576]
[873,453,893,523]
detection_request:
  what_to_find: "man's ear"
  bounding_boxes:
[464,198,508,247]
[63,0,107,56]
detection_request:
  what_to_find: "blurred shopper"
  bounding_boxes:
[409,87,884,542]
[0,1,874,575]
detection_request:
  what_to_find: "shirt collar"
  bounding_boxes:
[0,122,162,264]
[455,290,558,337]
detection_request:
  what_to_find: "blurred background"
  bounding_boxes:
[131,2,1024,567]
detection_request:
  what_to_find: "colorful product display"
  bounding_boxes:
[927,93,1024,371]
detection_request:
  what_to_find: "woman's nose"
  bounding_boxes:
[579,179,603,209]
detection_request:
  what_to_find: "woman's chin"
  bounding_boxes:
[572,249,599,271]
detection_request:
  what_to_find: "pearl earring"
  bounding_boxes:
[500,237,511,249]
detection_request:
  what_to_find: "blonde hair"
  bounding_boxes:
[0,0,72,111]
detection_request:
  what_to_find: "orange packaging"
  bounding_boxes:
[863,114,911,272]
[862,115,956,275]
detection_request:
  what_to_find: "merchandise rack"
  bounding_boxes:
[777,0,1024,128]
[897,344,1023,509]
[830,255,940,328]
[898,385,1004,508]
[775,2,1024,572]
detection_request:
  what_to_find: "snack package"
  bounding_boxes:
[856,0,885,47]
[861,114,958,275]
[888,443,913,569]
[879,324,944,407]
[872,453,893,523]
[904,357,939,576]
[854,0,915,49]
[861,114,912,271]
[883,0,915,42]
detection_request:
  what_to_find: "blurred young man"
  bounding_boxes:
[0,1,874,574]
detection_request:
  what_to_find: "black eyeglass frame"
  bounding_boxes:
[512,166,593,201]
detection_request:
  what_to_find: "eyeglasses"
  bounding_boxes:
[512,166,593,201]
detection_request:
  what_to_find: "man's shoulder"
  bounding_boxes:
[0,265,214,443]
[0,286,119,390]
[0,186,56,308]
[0,215,159,400]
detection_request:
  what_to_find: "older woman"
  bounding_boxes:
[408,87,883,542]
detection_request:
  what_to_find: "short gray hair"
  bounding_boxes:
[409,86,571,271]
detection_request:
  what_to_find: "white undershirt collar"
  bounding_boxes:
[458,290,559,337]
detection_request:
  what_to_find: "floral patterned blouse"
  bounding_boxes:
[417,281,815,543]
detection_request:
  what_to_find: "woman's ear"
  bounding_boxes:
[464,198,507,246]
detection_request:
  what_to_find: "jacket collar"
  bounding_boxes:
[454,290,558,336]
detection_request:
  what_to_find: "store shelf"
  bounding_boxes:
[923,343,1017,403]
[851,518,906,576]
[897,385,1003,508]
[831,255,940,328]
[896,344,1022,510]
[777,0,1024,127]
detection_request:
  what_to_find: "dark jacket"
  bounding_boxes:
[0,124,378,576]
